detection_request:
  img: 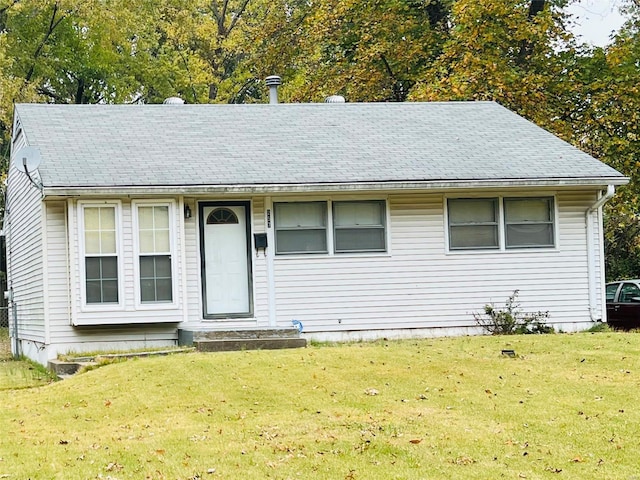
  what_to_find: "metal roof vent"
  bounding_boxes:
[265,75,282,104]
[325,95,346,103]
[163,97,185,105]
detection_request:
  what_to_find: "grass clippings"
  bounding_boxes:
[0,332,639,479]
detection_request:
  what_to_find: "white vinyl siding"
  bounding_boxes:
[39,199,184,358]
[5,160,45,342]
[10,189,607,362]
[271,191,600,334]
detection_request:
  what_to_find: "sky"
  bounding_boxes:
[566,0,628,46]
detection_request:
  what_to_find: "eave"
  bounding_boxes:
[41,177,630,199]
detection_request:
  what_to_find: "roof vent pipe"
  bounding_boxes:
[265,75,282,104]
[325,95,346,103]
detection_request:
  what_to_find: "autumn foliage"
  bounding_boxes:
[1,0,639,277]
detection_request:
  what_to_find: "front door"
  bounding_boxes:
[200,202,252,318]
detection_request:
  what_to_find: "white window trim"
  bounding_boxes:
[78,200,125,312]
[272,196,391,257]
[132,199,179,310]
[445,194,559,254]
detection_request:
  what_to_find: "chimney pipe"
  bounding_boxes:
[265,75,282,104]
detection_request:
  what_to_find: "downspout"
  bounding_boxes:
[586,185,615,322]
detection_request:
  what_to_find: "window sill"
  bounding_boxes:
[134,302,180,311]
[274,251,392,260]
[446,246,559,255]
[72,316,180,326]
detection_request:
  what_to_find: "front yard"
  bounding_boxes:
[0,332,639,479]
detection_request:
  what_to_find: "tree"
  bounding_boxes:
[409,0,574,129]
[277,0,452,103]
[570,5,640,279]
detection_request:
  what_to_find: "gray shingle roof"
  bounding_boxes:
[14,101,626,192]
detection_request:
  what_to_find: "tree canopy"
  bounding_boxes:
[1,0,639,278]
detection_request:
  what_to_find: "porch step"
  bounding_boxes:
[178,328,307,352]
[194,337,307,352]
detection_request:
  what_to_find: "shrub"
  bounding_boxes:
[473,290,553,335]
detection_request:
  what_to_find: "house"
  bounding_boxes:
[3,99,627,365]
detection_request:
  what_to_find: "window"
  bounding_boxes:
[504,197,554,248]
[333,201,386,252]
[207,207,238,224]
[606,283,619,302]
[448,198,499,250]
[447,196,556,251]
[137,205,173,302]
[274,200,388,255]
[83,205,119,304]
[274,202,327,254]
[619,283,640,303]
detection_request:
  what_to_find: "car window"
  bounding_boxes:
[618,283,640,303]
[606,284,619,302]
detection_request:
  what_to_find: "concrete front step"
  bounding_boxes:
[178,327,307,352]
[194,337,307,352]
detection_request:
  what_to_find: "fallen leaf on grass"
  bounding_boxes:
[409,439,422,444]
[106,462,123,471]
[452,456,475,465]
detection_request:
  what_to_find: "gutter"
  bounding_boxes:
[586,185,616,322]
[40,177,629,198]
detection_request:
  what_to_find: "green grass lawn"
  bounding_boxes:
[0,328,57,391]
[1,332,640,479]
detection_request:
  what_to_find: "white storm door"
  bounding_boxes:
[201,203,252,317]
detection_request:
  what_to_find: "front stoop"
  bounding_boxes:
[178,328,307,352]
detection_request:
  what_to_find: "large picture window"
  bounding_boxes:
[137,204,173,303]
[274,200,387,255]
[447,196,556,251]
[83,205,119,304]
